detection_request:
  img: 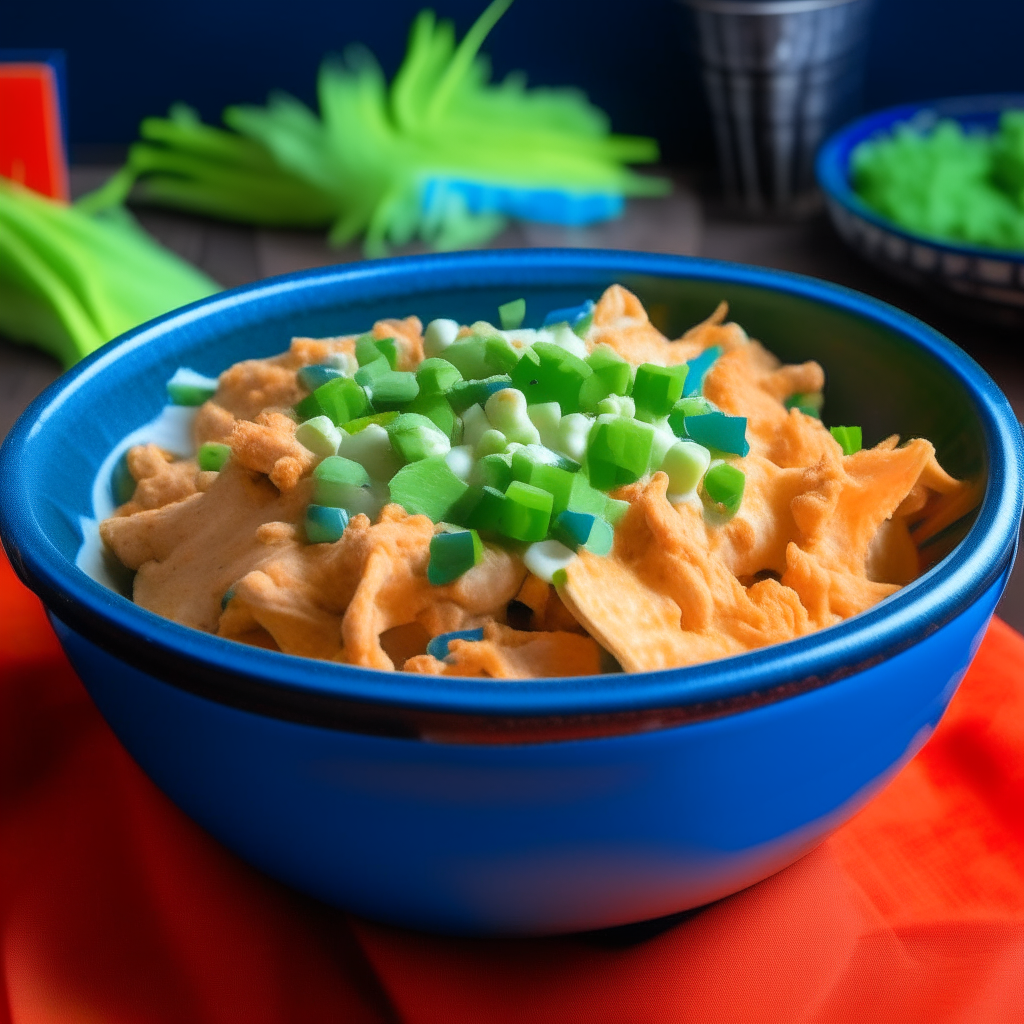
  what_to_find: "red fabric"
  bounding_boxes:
[1,548,1022,1024]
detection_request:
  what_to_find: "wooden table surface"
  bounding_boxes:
[3,169,1021,628]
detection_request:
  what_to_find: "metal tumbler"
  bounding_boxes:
[683,0,874,215]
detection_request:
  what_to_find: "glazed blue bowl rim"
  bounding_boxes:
[1,249,1021,722]
[816,92,1024,264]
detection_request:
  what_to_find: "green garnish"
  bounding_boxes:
[167,367,218,406]
[703,463,745,515]
[498,298,526,331]
[304,504,350,543]
[198,442,232,472]
[830,425,863,456]
[428,529,484,585]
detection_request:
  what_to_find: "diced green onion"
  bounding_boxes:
[596,394,635,418]
[447,375,513,413]
[416,357,463,396]
[523,539,577,583]
[407,393,457,439]
[366,370,419,410]
[542,299,594,334]
[198,442,232,472]
[110,451,136,505]
[668,396,716,437]
[342,411,399,433]
[682,413,750,457]
[442,336,518,379]
[604,496,629,525]
[220,587,235,611]
[337,423,402,481]
[167,367,218,406]
[683,346,723,397]
[526,401,562,449]
[552,510,614,555]
[304,504,350,544]
[661,440,711,498]
[428,528,484,585]
[308,377,369,426]
[556,413,592,463]
[426,627,484,660]
[355,334,397,369]
[387,413,451,462]
[579,348,633,413]
[297,364,344,392]
[498,298,526,331]
[511,452,576,515]
[387,456,469,523]
[703,463,745,515]
[510,342,593,414]
[586,416,656,490]
[314,455,371,504]
[466,485,507,532]
[830,425,863,455]
[354,358,392,386]
[471,452,513,491]
[499,480,554,542]
[632,363,689,419]
[785,392,824,418]
[485,387,541,445]
[475,428,508,458]
[566,471,608,516]
[295,415,342,457]
[444,444,475,482]
[423,319,460,358]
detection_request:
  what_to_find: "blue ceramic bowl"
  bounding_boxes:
[817,94,1024,328]
[1,250,1021,935]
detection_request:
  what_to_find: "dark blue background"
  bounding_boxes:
[3,0,1022,162]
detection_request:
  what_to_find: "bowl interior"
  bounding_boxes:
[3,251,1015,724]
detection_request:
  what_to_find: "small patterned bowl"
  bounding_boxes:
[816,94,1024,328]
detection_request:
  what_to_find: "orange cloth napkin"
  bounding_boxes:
[1,548,1022,1024]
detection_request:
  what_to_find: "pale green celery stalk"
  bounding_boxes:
[0,177,219,367]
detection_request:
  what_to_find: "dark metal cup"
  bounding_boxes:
[683,0,874,215]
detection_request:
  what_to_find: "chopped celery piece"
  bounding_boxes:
[632,363,688,418]
[304,504,350,544]
[830,425,863,455]
[314,456,371,505]
[556,412,592,463]
[475,428,508,457]
[579,349,633,413]
[416,357,463,396]
[167,367,218,406]
[442,336,517,379]
[387,412,451,462]
[426,627,484,660]
[294,392,324,421]
[682,413,749,457]
[297,364,344,392]
[668,396,716,437]
[604,496,629,525]
[524,539,576,583]
[367,370,419,410]
[388,456,469,522]
[406,393,457,439]
[310,377,369,426]
[511,453,575,515]
[587,416,655,489]
[596,394,635,418]
[337,423,402,481]
[466,485,507,532]
[485,387,541,444]
[703,463,745,515]
[566,471,608,516]
[356,334,397,369]
[499,481,553,542]
[428,528,484,585]
[343,410,399,433]
[471,453,513,491]
[354,358,392,386]
[527,401,562,449]
[662,440,711,497]
[683,346,723,397]
[198,441,231,472]
[552,510,614,555]
[498,298,526,331]
[447,375,512,412]
[445,444,474,482]
[510,342,593,414]
[295,415,342,457]
[785,391,824,418]
[423,318,460,358]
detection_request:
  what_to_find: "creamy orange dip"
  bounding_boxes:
[99,286,975,677]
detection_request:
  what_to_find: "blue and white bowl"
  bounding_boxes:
[0,250,1021,935]
[816,94,1024,327]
